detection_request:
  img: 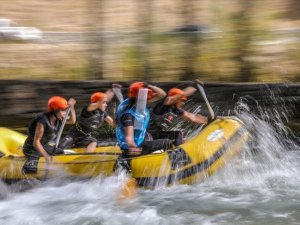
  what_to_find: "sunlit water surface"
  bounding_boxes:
[0,101,299,225]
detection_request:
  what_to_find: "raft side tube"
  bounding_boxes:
[0,127,26,157]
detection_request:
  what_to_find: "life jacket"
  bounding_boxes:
[116,98,150,149]
[151,110,179,131]
[150,99,181,131]
[24,112,60,150]
[76,106,106,135]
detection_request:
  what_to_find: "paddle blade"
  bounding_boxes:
[118,178,137,201]
[112,87,124,103]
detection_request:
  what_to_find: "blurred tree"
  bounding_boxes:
[232,0,255,82]
[87,0,104,80]
[287,0,300,19]
[136,0,153,80]
[179,0,200,81]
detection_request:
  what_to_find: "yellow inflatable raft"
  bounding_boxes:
[0,117,248,187]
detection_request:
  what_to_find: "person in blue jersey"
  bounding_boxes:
[59,84,122,153]
[148,80,208,146]
[116,82,173,157]
[23,96,76,163]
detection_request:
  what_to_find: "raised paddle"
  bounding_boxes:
[112,84,124,103]
[55,106,71,149]
[196,83,215,120]
[41,106,71,179]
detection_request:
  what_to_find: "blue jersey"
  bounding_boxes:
[116,98,150,149]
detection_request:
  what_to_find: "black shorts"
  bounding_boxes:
[150,130,184,146]
[121,138,173,158]
[59,133,97,149]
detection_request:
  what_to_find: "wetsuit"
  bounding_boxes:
[59,105,107,148]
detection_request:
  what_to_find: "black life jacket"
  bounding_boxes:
[76,107,106,134]
[150,98,182,131]
[24,112,60,149]
[151,110,179,131]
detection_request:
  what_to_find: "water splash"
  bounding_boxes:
[0,88,299,225]
[207,92,300,191]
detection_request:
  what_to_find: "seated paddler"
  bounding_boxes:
[148,80,208,146]
[58,84,121,153]
[116,81,173,157]
[22,96,76,163]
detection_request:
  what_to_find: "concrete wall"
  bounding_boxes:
[0,80,299,135]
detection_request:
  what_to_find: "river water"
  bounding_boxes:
[0,102,299,225]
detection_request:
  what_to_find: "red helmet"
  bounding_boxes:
[168,88,187,101]
[90,92,107,103]
[48,96,68,112]
[128,82,153,100]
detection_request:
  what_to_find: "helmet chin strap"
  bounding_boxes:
[53,110,61,121]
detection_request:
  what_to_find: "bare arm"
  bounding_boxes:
[182,111,208,125]
[124,126,137,148]
[182,86,197,97]
[33,122,52,162]
[164,94,184,106]
[87,102,101,111]
[124,125,142,156]
[148,84,167,103]
[182,80,204,97]
[66,98,76,124]
[104,115,115,127]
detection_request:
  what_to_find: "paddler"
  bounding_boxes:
[116,82,173,157]
[59,84,122,153]
[23,96,76,163]
[148,80,209,146]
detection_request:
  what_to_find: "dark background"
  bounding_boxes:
[1,80,299,141]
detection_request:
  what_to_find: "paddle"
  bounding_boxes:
[196,83,215,120]
[118,177,138,201]
[111,84,138,200]
[114,155,140,201]
[112,84,124,103]
[41,106,71,179]
[55,106,71,149]
[112,84,124,121]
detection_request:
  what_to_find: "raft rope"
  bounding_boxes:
[75,122,92,137]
